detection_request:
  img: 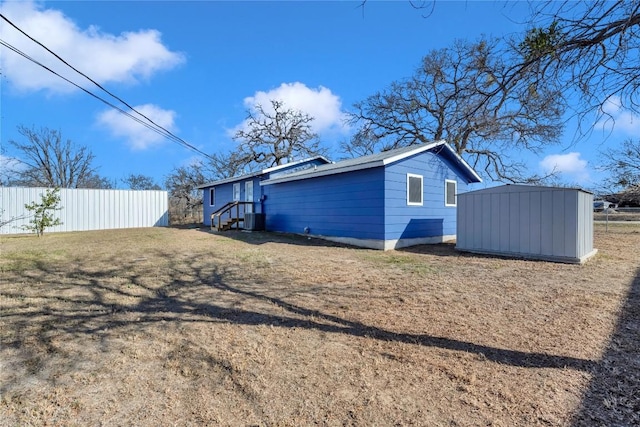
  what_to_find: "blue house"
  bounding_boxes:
[199,140,481,250]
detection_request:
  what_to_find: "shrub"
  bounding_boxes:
[23,188,63,237]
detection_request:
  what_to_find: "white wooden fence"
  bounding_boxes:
[0,187,169,235]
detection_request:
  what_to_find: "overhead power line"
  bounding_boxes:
[0,13,214,160]
[0,39,176,143]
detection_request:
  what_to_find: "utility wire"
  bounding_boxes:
[0,39,180,146]
[0,13,214,160]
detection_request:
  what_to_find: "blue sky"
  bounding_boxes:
[1,1,637,189]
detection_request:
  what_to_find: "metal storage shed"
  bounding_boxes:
[456,185,597,264]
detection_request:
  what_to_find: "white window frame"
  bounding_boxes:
[407,173,423,206]
[209,188,216,206]
[445,179,457,207]
[232,183,240,201]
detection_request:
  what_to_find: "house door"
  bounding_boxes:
[245,181,253,213]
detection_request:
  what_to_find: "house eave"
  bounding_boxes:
[261,140,482,186]
[261,155,332,173]
[197,155,332,189]
[197,171,262,189]
[380,140,445,165]
[261,160,386,186]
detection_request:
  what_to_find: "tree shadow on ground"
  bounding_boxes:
[205,270,596,371]
[198,227,525,261]
[571,267,640,426]
[1,248,599,401]
[195,227,368,249]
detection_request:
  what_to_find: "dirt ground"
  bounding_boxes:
[1,223,638,426]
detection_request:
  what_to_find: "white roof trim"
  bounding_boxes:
[262,140,482,186]
[382,139,482,182]
[440,144,483,183]
[381,140,443,165]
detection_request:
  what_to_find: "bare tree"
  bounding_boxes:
[0,146,20,186]
[122,174,162,190]
[82,175,115,189]
[233,100,327,170]
[208,151,250,180]
[164,162,214,224]
[346,37,565,182]
[8,125,110,188]
[601,139,640,188]
[520,0,640,127]
[365,1,639,139]
[163,151,252,224]
[164,163,208,206]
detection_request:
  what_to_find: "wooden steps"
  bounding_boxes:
[211,201,252,232]
[219,218,242,231]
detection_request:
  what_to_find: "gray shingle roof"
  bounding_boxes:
[197,155,330,189]
[262,140,481,185]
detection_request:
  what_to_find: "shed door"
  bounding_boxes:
[245,181,253,213]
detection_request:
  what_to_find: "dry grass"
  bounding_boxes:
[0,223,638,426]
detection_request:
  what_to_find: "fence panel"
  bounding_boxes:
[594,207,640,222]
[0,187,169,235]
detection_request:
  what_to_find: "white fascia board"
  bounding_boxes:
[383,140,481,183]
[262,142,446,186]
[261,139,482,186]
[452,148,483,183]
[381,140,445,165]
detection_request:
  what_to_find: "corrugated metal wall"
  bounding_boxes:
[456,185,596,263]
[0,187,169,235]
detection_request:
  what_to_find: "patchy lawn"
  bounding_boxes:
[1,224,638,426]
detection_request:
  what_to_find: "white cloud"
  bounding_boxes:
[233,82,348,136]
[595,96,640,135]
[540,152,590,183]
[0,1,184,93]
[97,104,178,150]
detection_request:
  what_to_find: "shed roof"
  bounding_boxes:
[197,155,331,189]
[459,184,593,195]
[261,140,482,186]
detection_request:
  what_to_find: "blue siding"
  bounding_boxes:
[202,182,233,226]
[384,152,469,241]
[202,177,263,226]
[200,159,329,226]
[201,148,478,248]
[263,168,385,239]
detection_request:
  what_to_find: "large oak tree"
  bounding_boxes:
[232,100,327,171]
[346,37,565,182]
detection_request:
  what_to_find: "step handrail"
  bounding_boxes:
[211,201,253,231]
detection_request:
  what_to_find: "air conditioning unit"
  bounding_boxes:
[244,213,265,231]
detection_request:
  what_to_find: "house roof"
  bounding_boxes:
[197,155,331,189]
[261,140,482,186]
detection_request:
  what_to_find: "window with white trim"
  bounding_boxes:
[209,188,215,206]
[407,173,423,206]
[233,183,240,201]
[445,179,457,206]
